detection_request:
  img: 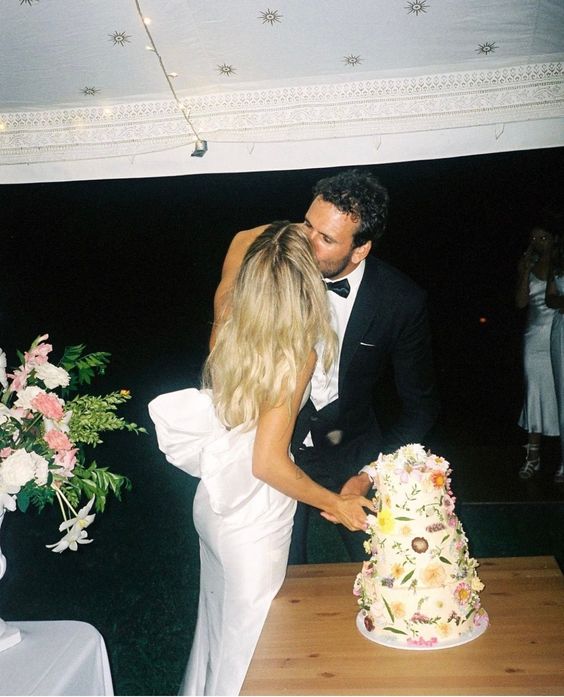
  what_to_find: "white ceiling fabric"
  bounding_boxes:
[1,0,563,184]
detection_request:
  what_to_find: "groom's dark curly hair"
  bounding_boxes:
[312,169,389,248]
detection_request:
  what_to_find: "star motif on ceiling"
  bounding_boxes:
[217,64,236,76]
[20,0,39,5]
[109,31,131,47]
[405,1,429,15]
[343,55,362,67]
[81,87,100,96]
[476,41,498,55]
[259,9,283,25]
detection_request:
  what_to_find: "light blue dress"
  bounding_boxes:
[518,273,559,435]
[550,275,564,447]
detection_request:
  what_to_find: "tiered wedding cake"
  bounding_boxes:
[354,444,489,649]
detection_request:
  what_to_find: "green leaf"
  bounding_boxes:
[395,516,414,521]
[58,343,86,370]
[382,596,395,622]
[383,626,408,635]
[17,490,30,513]
[401,569,415,585]
[439,556,452,564]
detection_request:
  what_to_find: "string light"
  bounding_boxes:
[133,0,207,156]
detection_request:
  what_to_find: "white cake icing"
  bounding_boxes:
[354,444,488,648]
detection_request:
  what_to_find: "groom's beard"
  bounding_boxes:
[317,248,355,280]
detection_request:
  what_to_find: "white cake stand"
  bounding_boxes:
[356,611,488,650]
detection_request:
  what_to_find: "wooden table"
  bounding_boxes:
[241,556,564,695]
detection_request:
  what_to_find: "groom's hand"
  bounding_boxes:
[340,472,371,497]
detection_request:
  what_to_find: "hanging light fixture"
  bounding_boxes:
[191,139,208,157]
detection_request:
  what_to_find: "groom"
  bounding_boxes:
[212,169,439,562]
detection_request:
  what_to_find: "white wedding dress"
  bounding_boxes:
[149,388,298,696]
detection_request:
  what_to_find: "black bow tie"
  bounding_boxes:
[325,278,350,298]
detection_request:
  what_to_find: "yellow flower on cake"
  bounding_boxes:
[391,563,403,579]
[421,562,447,587]
[377,507,395,534]
[390,601,406,619]
[437,622,450,637]
[472,575,485,592]
[400,524,412,536]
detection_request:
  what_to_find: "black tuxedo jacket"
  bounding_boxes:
[291,254,439,490]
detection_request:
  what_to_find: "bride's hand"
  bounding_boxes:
[320,494,375,531]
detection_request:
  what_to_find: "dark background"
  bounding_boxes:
[2,147,564,451]
[1,147,563,694]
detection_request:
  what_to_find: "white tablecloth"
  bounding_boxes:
[0,620,114,696]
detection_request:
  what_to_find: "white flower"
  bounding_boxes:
[0,491,18,512]
[34,362,70,389]
[46,524,93,553]
[0,449,48,487]
[58,498,96,532]
[0,349,7,390]
[400,443,427,463]
[1,450,36,487]
[29,451,49,485]
[14,385,44,410]
[0,404,13,426]
[43,410,72,434]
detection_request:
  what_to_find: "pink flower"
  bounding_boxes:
[44,429,73,452]
[8,366,30,392]
[31,392,64,421]
[394,466,410,484]
[24,336,52,366]
[454,582,472,607]
[0,447,13,458]
[54,448,78,477]
[444,494,456,514]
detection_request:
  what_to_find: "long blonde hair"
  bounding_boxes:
[204,221,337,429]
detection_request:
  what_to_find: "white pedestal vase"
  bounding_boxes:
[0,505,22,652]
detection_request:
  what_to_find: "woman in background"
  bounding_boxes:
[149,222,373,695]
[546,230,564,483]
[516,220,559,479]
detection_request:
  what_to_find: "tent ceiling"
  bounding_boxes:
[1,0,563,183]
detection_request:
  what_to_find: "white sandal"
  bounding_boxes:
[519,444,541,480]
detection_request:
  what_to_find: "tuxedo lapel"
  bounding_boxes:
[338,257,380,396]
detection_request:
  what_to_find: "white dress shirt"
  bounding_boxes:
[304,260,366,445]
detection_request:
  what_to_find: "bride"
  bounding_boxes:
[149,221,373,695]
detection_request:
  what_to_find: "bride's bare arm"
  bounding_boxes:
[252,351,374,531]
[210,225,268,348]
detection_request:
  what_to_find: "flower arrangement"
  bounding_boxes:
[0,334,145,552]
